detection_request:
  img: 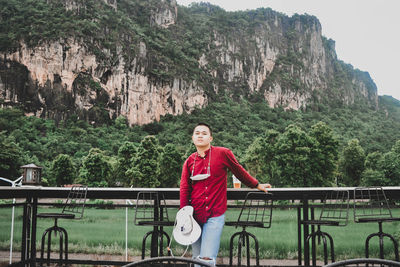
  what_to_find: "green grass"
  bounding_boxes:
[1,205,399,260]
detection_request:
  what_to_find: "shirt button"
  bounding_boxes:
[205,197,208,199]
[206,206,208,209]
[205,187,208,189]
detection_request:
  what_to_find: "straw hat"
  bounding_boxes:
[173,206,201,245]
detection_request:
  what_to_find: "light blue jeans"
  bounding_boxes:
[192,213,225,266]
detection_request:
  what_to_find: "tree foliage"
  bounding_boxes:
[78,148,112,187]
[339,139,365,186]
[158,144,183,187]
[126,136,161,187]
[1,94,400,187]
[274,124,317,187]
[50,154,76,186]
[0,131,24,179]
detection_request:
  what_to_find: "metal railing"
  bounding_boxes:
[0,186,399,267]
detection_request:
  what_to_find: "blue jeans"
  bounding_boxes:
[192,213,225,266]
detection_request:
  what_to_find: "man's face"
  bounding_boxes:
[192,125,213,148]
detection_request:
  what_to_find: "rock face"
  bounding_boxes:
[0,0,378,125]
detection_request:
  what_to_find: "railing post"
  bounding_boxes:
[126,199,133,261]
[303,195,310,267]
[21,199,28,265]
[30,197,37,267]
[150,193,160,257]
[311,207,316,266]
[297,206,302,266]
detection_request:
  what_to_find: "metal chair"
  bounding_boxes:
[122,256,213,267]
[353,187,400,261]
[37,185,88,266]
[225,191,273,267]
[303,190,350,266]
[134,191,174,259]
[323,258,400,267]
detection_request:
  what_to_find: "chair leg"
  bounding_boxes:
[320,232,335,264]
[141,230,171,259]
[40,225,70,266]
[59,228,64,262]
[229,231,242,266]
[142,231,153,259]
[306,231,318,266]
[230,229,262,267]
[245,233,250,267]
[47,228,53,266]
[238,232,243,267]
[306,230,335,266]
[40,227,53,266]
[59,226,69,263]
[246,231,260,267]
[158,230,171,256]
[40,230,46,265]
[229,229,259,267]
[380,233,399,261]
[312,231,317,266]
[366,231,400,261]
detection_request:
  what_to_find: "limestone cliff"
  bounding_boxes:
[0,0,378,125]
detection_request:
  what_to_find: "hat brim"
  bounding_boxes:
[173,206,201,245]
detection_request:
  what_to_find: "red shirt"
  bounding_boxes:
[180,146,259,224]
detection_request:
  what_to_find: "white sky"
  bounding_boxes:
[176,0,400,101]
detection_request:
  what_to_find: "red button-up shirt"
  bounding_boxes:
[180,146,259,224]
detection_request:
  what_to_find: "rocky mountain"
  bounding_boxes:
[0,0,378,125]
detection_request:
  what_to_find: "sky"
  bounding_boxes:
[176,0,400,101]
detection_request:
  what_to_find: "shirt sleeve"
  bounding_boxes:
[179,158,191,208]
[224,148,259,188]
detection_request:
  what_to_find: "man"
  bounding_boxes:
[180,122,270,265]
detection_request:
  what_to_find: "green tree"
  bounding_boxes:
[379,140,400,186]
[309,122,339,185]
[361,151,388,186]
[243,129,279,184]
[361,169,387,186]
[115,115,128,130]
[0,131,23,179]
[115,142,137,186]
[158,144,183,187]
[339,139,365,186]
[364,151,383,170]
[78,148,112,187]
[49,154,76,186]
[126,136,161,187]
[274,124,316,187]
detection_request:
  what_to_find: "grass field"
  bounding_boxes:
[1,203,399,261]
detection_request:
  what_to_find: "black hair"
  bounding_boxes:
[194,122,212,136]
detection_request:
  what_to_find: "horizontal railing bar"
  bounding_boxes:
[1,201,398,209]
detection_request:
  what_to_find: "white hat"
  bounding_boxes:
[173,206,201,245]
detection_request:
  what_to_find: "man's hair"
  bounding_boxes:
[194,122,212,136]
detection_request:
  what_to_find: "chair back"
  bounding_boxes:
[353,187,394,222]
[134,191,170,225]
[61,185,88,219]
[235,191,273,229]
[323,257,400,267]
[122,256,213,267]
[319,190,350,226]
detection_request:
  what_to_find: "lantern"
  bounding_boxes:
[21,164,42,185]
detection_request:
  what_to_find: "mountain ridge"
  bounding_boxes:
[0,0,379,125]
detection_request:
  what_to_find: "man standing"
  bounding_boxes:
[180,123,270,265]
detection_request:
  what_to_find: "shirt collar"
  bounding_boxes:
[197,146,212,159]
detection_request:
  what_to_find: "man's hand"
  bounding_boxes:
[257,183,271,193]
